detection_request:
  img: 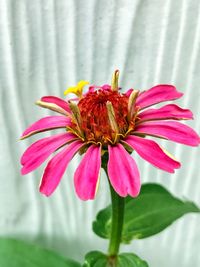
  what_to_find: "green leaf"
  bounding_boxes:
[93,183,200,243]
[83,251,107,267]
[117,253,148,267]
[83,251,148,267]
[0,238,81,267]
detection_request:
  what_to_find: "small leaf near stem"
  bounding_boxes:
[83,251,149,267]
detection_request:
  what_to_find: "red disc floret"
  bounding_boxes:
[77,89,130,145]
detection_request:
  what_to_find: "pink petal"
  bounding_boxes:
[108,144,141,197]
[88,85,97,92]
[39,140,84,196]
[21,116,71,139]
[136,85,183,109]
[124,135,181,173]
[124,88,134,97]
[138,104,193,122]
[134,121,200,146]
[88,84,111,93]
[41,96,71,113]
[101,84,111,90]
[21,132,77,174]
[74,145,101,200]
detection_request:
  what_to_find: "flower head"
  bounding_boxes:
[20,70,200,200]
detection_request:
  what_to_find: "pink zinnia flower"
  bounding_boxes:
[20,70,200,200]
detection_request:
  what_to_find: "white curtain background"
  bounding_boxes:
[0,0,200,266]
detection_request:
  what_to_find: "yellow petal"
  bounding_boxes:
[64,80,89,97]
[77,80,89,89]
[64,86,78,95]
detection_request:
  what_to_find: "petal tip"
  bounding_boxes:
[176,162,181,169]
[129,186,141,198]
[39,186,51,197]
[192,135,200,146]
[178,91,184,97]
[21,167,28,175]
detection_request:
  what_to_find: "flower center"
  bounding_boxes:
[72,89,134,145]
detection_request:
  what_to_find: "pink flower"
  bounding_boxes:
[20,71,200,200]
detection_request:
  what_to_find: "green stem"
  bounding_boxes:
[102,160,125,257]
[108,183,125,256]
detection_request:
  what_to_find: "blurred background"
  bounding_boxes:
[0,0,200,266]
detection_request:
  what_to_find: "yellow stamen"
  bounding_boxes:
[36,100,70,116]
[128,89,139,122]
[111,70,119,91]
[64,80,89,98]
[106,101,119,138]
[68,101,83,136]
